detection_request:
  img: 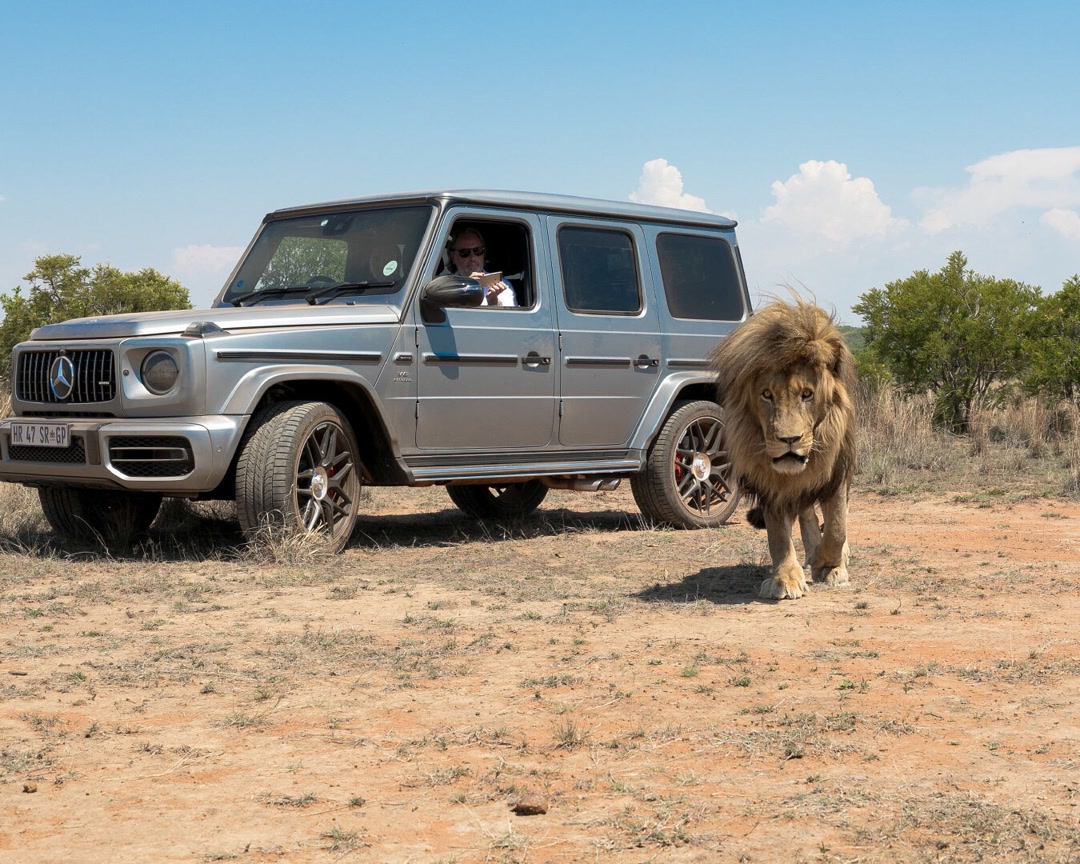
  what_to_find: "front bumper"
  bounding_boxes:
[0,415,247,493]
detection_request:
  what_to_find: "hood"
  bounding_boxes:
[29,303,402,341]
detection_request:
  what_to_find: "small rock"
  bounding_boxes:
[510,794,547,816]
[23,783,38,793]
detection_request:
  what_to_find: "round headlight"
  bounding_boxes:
[141,350,180,394]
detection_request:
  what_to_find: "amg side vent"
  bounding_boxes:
[108,436,194,478]
[16,350,116,404]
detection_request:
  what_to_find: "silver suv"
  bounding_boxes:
[0,191,750,550]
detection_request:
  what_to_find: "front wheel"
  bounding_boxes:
[631,400,740,528]
[446,481,548,521]
[39,487,163,548]
[235,401,361,552]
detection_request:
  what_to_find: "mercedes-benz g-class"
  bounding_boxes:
[0,190,751,550]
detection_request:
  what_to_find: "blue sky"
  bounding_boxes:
[2,0,1078,321]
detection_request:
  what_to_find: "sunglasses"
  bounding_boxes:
[452,246,485,257]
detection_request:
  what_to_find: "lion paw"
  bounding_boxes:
[759,562,809,600]
[810,542,850,587]
[816,564,850,587]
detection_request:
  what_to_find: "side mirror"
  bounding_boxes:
[420,275,484,323]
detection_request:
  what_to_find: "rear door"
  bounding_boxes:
[547,217,661,447]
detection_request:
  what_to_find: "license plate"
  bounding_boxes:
[10,421,71,449]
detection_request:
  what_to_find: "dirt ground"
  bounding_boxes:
[2,485,1079,863]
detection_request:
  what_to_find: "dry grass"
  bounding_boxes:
[856,385,1080,498]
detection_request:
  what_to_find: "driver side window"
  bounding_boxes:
[439,219,534,309]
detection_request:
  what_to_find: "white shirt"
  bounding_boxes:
[456,269,518,307]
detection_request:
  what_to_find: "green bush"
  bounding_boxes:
[853,251,1041,432]
[0,254,191,381]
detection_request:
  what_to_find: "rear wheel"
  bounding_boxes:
[446,481,548,521]
[631,400,740,528]
[39,487,162,548]
[235,401,361,552]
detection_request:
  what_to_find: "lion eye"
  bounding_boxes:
[761,389,773,402]
[802,389,814,401]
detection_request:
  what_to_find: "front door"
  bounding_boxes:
[415,211,556,452]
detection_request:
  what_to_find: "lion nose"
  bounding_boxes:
[777,433,802,445]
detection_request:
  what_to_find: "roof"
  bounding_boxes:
[267,189,738,229]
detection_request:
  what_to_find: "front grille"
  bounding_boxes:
[9,437,88,465]
[16,350,116,404]
[108,436,194,478]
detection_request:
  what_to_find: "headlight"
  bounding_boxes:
[141,350,180,394]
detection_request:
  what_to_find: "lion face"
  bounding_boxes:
[710,296,856,506]
[757,364,829,476]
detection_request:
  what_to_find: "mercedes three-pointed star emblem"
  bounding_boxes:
[49,355,75,401]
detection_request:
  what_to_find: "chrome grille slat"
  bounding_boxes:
[28,352,40,402]
[15,350,116,404]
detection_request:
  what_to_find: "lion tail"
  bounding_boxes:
[746,505,766,530]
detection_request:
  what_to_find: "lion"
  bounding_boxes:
[710,297,856,600]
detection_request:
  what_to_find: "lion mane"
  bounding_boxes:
[710,297,856,599]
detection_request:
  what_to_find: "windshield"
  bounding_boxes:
[220,204,434,306]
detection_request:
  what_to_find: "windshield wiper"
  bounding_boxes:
[229,285,313,307]
[305,281,396,305]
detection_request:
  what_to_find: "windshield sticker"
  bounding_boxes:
[382,260,399,277]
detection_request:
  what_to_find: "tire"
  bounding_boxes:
[631,400,740,528]
[235,401,361,553]
[446,480,549,521]
[39,487,162,547]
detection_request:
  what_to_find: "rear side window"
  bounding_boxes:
[558,227,641,314]
[656,233,745,321]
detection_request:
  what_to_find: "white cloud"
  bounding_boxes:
[743,150,1080,319]
[630,158,712,213]
[760,160,904,246]
[171,244,244,279]
[919,146,1080,233]
[1041,207,1080,241]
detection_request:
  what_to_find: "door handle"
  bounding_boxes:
[523,351,551,368]
[635,354,660,368]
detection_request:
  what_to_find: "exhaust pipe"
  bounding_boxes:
[542,477,622,492]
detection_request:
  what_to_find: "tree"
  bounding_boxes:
[1023,275,1080,404]
[852,251,1040,432]
[0,254,191,381]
